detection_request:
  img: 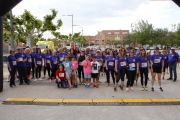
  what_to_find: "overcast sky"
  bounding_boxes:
[12,0,180,39]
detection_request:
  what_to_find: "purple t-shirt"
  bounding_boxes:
[50,55,59,68]
[126,56,138,71]
[58,52,67,64]
[147,55,152,66]
[151,54,164,66]
[34,54,43,66]
[106,56,115,69]
[25,54,32,67]
[15,53,26,67]
[163,55,168,67]
[30,52,36,64]
[45,54,52,66]
[7,55,17,68]
[138,56,149,68]
[168,52,179,64]
[116,55,127,69]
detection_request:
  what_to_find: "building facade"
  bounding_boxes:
[84,30,129,48]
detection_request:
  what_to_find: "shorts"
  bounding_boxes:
[163,66,168,72]
[72,69,78,75]
[91,73,98,78]
[100,66,103,72]
[65,69,72,78]
[153,65,162,73]
[84,73,91,78]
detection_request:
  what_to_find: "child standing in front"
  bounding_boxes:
[62,56,72,89]
[55,64,66,88]
[71,56,78,88]
[82,55,91,88]
[91,56,100,88]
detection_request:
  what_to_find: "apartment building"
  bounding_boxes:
[84,30,129,48]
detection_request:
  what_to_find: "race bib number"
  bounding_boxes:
[99,62,102,66]
[28,58,31,62]
[64,63,69,67]
[37,61,41,65]
[142,63,147,67]
[19,58,23,62]
[79,62,82,66]
[154,59,160,63]
[129,63,135,68]
[53,61,57,64]
[121,62,126,66]
[47,60,50,63]
[109,62,114,66]
[12,61,16,65]
[60,57,64,61]
[59,73,64,77]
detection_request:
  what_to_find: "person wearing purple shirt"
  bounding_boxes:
[58,48,67,64]
[137,49,149,91]
[105,51,116,86]
[15,47,29,85]
[147,50,152,80]
[7,50,17,87]
[49,51,59,82]
[114,48,127,92]
[34,48,43,81]
[96,50,103,81]
[25,48,32,80]
[162,50,168,80]
[151,47,164,91]
[167,47,180,82]
[30,47,36,79]
[45,49,52,80]
[126,49,139,92]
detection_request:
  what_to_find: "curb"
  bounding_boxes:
[2,98,180,106]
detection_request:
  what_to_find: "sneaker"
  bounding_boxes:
[79,82,82,85]
[141,87,144,91]
[34,79,37,82]
[106,83,109,87]
[173,79,177,82]
[93,84,96,87]
[6,78,9,82]
[145,86,148,91]
[126,88,129,92]
[67,85,70,88]
[39,78,42,81]
[167,78,173,80]
[119,85,124,91]
[159,87,163,92]
[81,82,84,85]
[47,77,50,80]
[131,87,134,91]
[163,77,164,80]
[69,86,72,90]
[114,87,117,92]
[151,87,154,91]
[57,84,60,88]
[75,85,78,88]
[88,85,91,88]
[52,78,54,80]
[49,79,52,82]
[15,78,19,81]
[85,85,87,88]
[113,83,115,87]
[96,85,99,88]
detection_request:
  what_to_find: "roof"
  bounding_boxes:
[0,0,22,16]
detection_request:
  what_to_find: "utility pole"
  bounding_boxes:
[10,10,15,50]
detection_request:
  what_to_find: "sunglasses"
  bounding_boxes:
[82,51,85,52]
[17,49,21,50]
[130,52,134,53]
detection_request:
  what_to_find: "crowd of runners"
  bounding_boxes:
[7,45,180,92]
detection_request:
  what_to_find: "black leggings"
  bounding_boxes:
[32,63,35,77]
[140,68,148,86]
[44,66,46,76]
[127,70,136,87]
[78,66,84,78]
[36,66,41,78]
[10,67,16,85]
[106,69,115,84]
[46,66,51,77]
[51,68,57,80]
[116,68,126,83]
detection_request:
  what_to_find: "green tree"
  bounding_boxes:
[3,9,63,48]
[122,33,132,47]
[105,40,113,48]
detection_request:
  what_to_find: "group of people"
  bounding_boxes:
[7,45,180,92]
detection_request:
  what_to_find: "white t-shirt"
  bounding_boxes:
[91,61,100,73]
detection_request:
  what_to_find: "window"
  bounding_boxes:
[109,36,112,38]
[98,37,99,39]
[92,37,94,39]
[106,32,111,34]
[115,36,120,40]
[114,32,120,34]
[122,32,128,34]
[88,37,90,39]
[107,36,109,38]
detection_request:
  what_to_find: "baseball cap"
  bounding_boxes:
[97,50,100,52]
[155,47,159,50]
[171,47,175,50]
[147,50,150,52]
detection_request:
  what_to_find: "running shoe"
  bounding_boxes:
[85,85,87,88]
[113,83,115,87]
[142,87,144,91]
[106,83,109,87]
[69,86,72,90]
[162,77,164,80]
[119,85,124,91]
[81,82,84,85]
[47,77,50,80]
[151,87,154,91]
[93,84,96,87]
[6,78,9,82]
[15,78,19,81]
[88,85,91,88]
[145,86,148,91]
[167,78,173,80]
[126,88,129,92]
[49,79,52,82]
[159,87,163,92]
[67,85,70,88]
[173,79,177,82]
[114,87,117,92]
[39,78,42,81]
[131,87,134,91]
[79,82,82,85]
[96,85,99,88]
[34,79,37,82]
